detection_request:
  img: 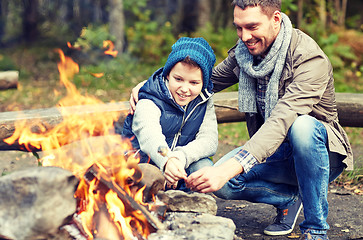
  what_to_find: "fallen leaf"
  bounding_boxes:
[288,233,300,238]
[354,189,362,194]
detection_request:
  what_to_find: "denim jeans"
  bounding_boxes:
[213,115,346,235]
[147,156,213,191]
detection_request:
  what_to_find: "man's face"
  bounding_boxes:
[233,5,281,56]
[167,62,203,107]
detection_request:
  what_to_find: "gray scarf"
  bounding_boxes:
[235,13,292,119]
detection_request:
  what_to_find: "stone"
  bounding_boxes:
[0,166,79,240]
[158,190,218,215]
[148,212,236,240]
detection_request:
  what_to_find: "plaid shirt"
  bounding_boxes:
[233,73,270,173]
[256,75,270,119]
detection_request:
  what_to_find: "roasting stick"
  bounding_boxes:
[158,146,180,189]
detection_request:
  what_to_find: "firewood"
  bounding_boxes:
[0,71,18,90]
[0,92,362,151]
[84,164,166,231]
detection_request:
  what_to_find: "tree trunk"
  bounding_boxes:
[197,0,211,29]
[338,0,347,27]
[109,0,125,53]
[297,0,304,28]
[317,0,326,29]
[211,0,234,30]
[22,0,39,42]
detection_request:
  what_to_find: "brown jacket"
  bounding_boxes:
[211,28,353,170]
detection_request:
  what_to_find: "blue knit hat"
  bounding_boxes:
[162,37,216,89]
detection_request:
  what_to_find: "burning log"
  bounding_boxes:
[0,103,129,151]
[138,163,166,203]
[83,164,165,232]
[0,92,362,151]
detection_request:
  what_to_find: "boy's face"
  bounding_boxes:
[233,5,281,56]
[167,62,203,106]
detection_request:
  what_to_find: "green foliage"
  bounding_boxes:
[345,15,362,29]
[0,54,17,70]
[281,0,298,15]
[32,152,42,166]
[73,24,115,51]
[71,53,155,100]
[122,0,177,64]
[218,122,250,147]
[336,167,363,186]
[192,23,238,63]
[302,22,362,92]
[126,13,176,65]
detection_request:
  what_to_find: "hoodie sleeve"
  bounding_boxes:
[132,99,169,170]
[168,98,218,168]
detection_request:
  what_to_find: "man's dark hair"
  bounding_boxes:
[232,0,281,17]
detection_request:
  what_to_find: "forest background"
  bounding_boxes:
[0,0,362,181]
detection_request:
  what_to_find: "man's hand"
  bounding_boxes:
[129,80,147,114]
[186,166,229,193]
[186,159,243,193]
[164,157,187,189]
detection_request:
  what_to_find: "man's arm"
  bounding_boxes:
[129,80,147,114]
[129,45,239,112]
[186,158,243,193]
[211,45,239,92]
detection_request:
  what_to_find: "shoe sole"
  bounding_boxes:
[263,203,303,236]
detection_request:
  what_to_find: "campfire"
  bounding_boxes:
[4,43,164,240]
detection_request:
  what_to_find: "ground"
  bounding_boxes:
[214,143,363,240]
[0,143,362,240]
[216,193,363,240]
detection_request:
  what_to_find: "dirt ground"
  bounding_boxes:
[216,194,363,240]
[0,144,362,240]
[213,144,363,240]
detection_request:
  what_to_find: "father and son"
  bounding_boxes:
[118,1,353,239]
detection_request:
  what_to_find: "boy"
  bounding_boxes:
[122,37,218,189]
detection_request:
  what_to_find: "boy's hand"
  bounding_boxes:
[164,157,187,189]
[129,80,147,114]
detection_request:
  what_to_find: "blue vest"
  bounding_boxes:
[122,67,213,162]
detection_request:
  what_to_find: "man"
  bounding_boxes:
[130,1,353,239]
[185,1,353,239]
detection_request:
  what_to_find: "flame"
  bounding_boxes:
[67,41,82,50]
[4,48,153,239]
[103,40,118,57]
[90,72,104,78]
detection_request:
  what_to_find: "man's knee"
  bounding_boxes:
[288,115,327,146]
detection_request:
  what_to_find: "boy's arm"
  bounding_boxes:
[132,99,169,170]
[168,98,218,168]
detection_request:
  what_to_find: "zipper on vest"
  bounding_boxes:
[170,91,213,150]
[171,112,186,150]
[171,130,181,150]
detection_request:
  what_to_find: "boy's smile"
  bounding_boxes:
[167,62,203,107]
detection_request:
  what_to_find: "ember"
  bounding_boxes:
[4,45,164,240]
